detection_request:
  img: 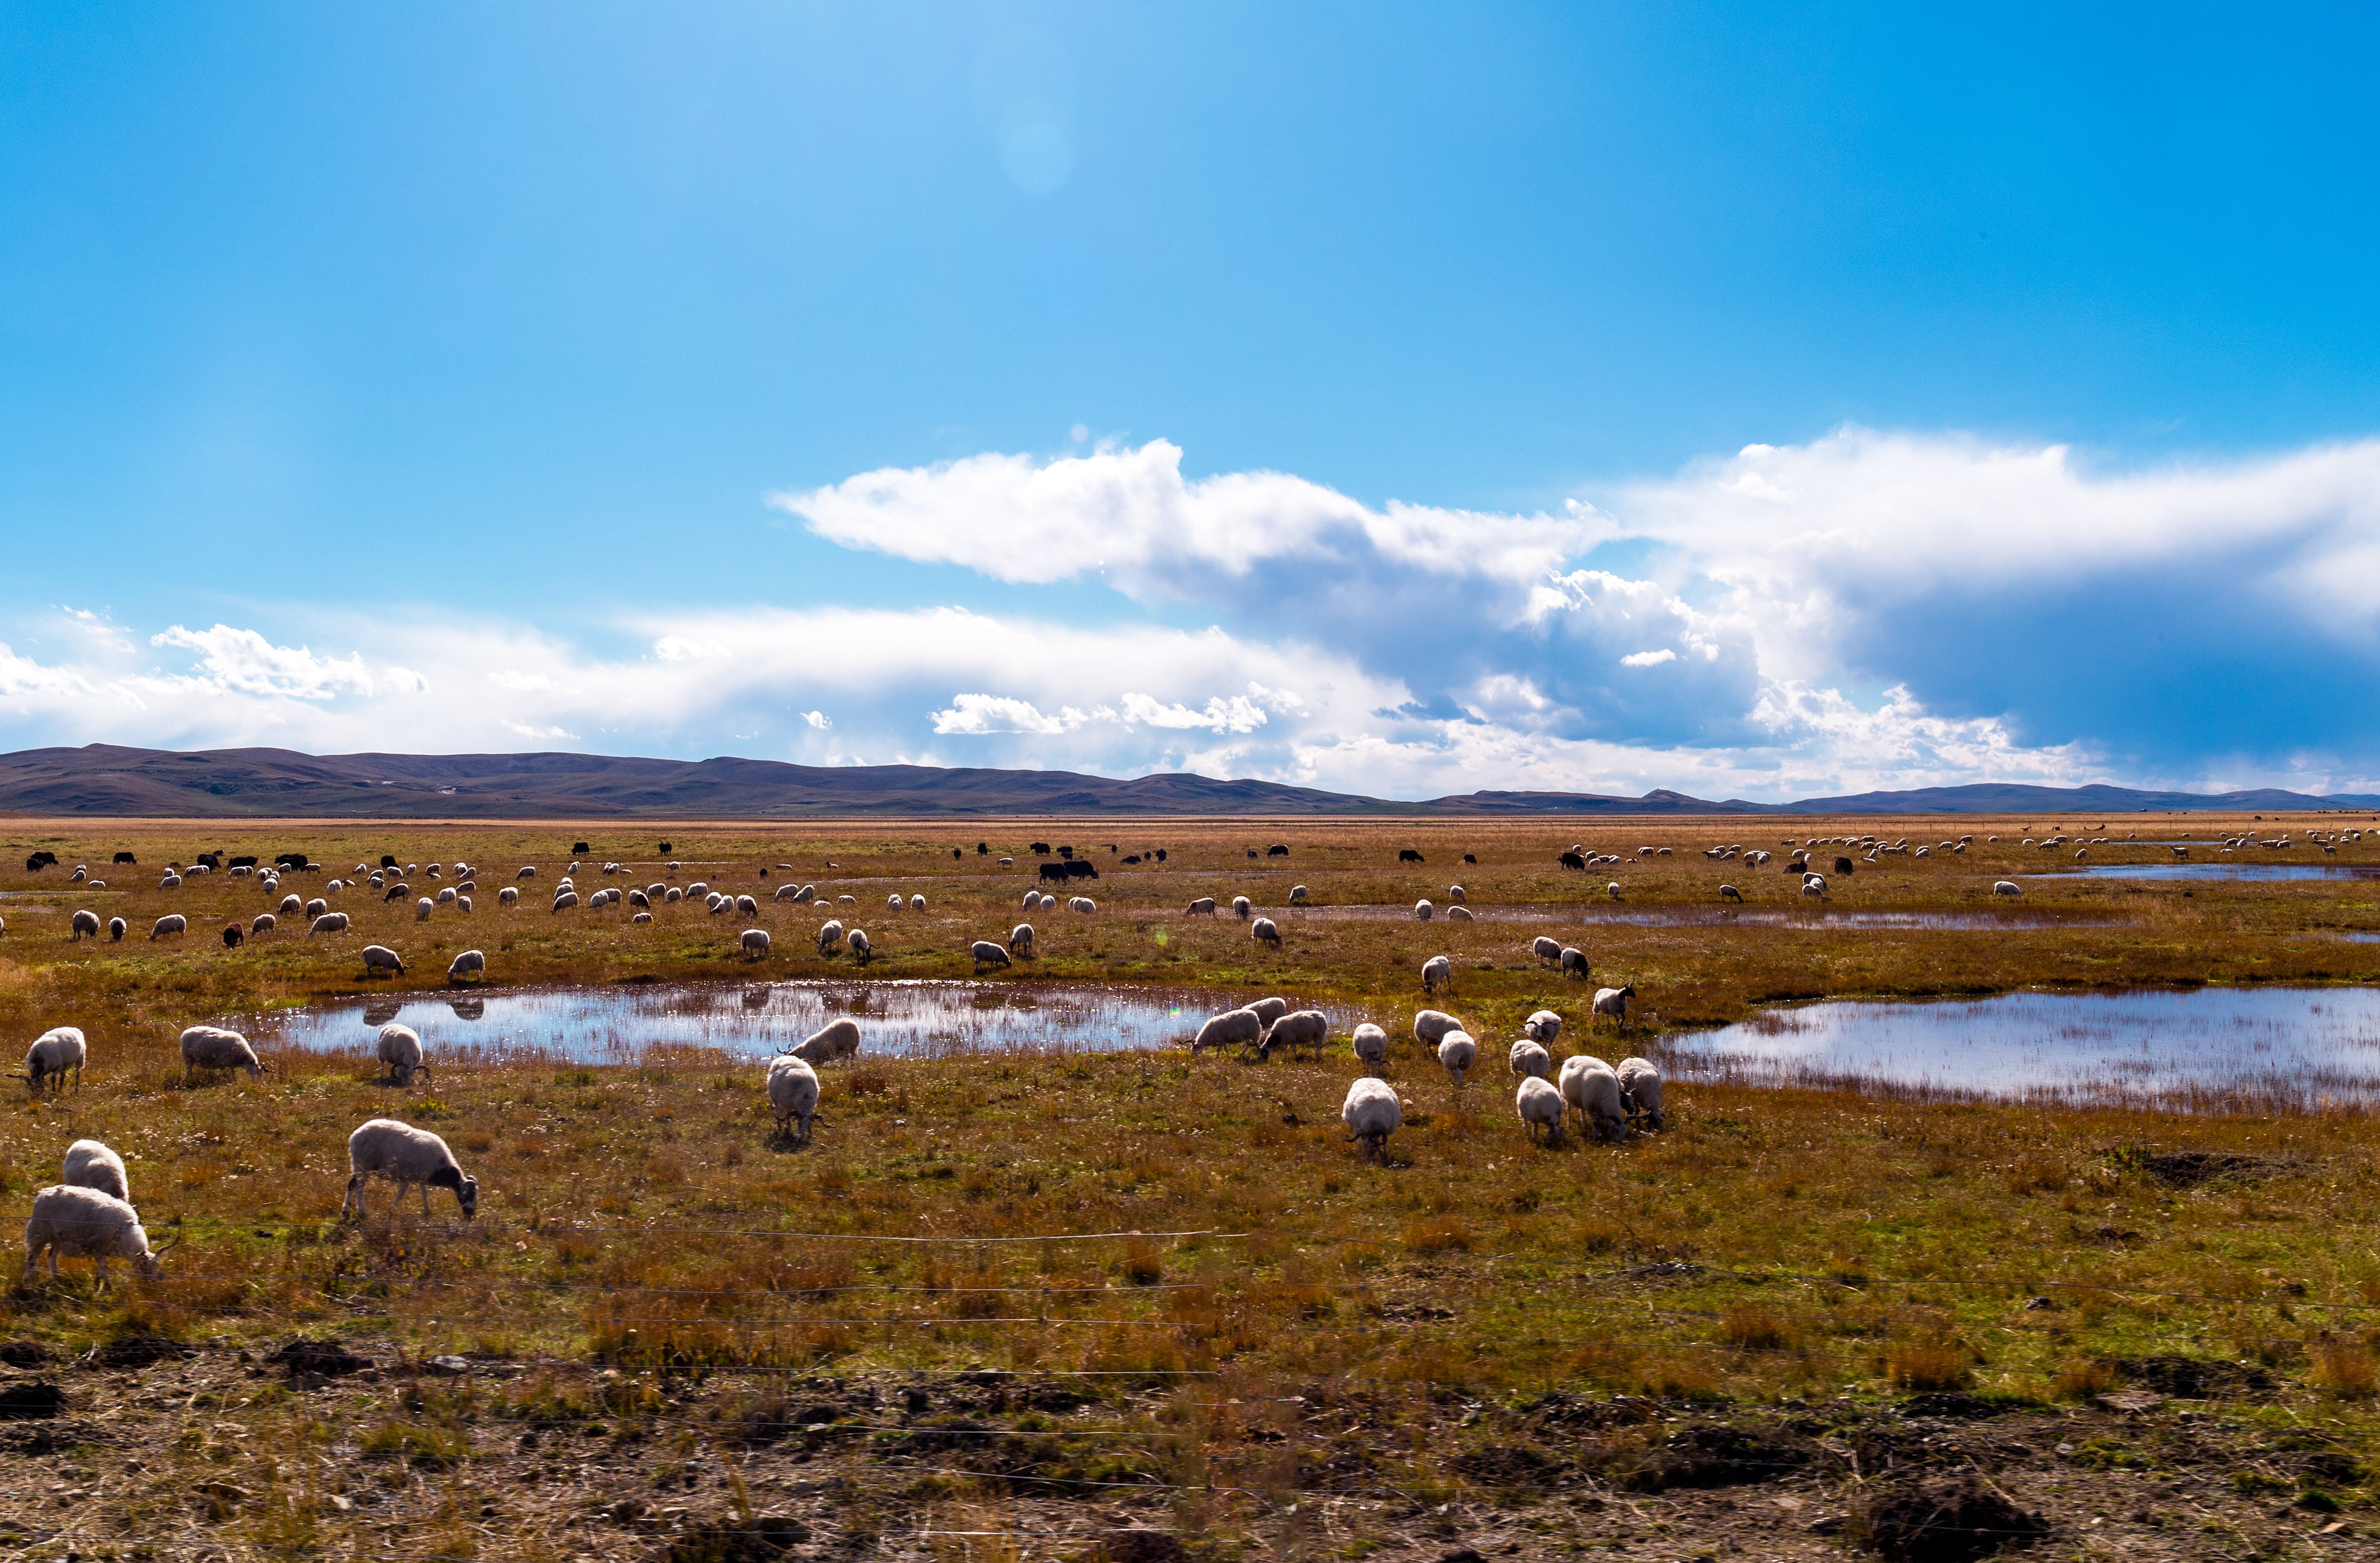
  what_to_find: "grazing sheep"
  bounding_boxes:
[517,866,536,879]
[310,911,351,936]
[150,914,187,940]
[279,893,303,916]
[180,1025,265,1081]
[1531,935,1562,964]
[415,897,433,921]
[1185,896,1217,916]
[1252,916,1282,948]
[1352,1022,1390,1075]
[1037,893,1057,911]
[773,882,808,902]
[498,886,520,907]
[1508,1038,1553,1081]
[107,917,125,941]
[792,1018,861,1067]
[551,891,579,913]
[1606,882,1623,901]
[767,1054,820,1142]
[1341,1077,1402,1156]
[70,909,101,940]
[1558,1054,1627,1142]
[1413,1009,1463,1050]
[1446,904,1473,924]
[304,897,328,918]
[1592,984,1637,1025]
[736,894,759,916]
[815,919,846,955]
[1617,1056,1664,1131]
[1800,874,1826,899]
[447,949,486,985]
[971,939,1012,972]
[1719,884,1742,903]
[1436,1029,1478,1087]
[342,1119,479,1221]
[1258,1008,1329,1060]
[1421,953,1453,993]
[1523,1010,1563,1045]
[1191,1008,1264,1055]
[1447,884,1467,904]
[376,1024,433,1087]
[23,1185,175,1288]
[1560,946,1589,980]
[631,911,653,923]
[1289,885,1309,904]
[847,928,871,958]
[61,1138,130,1203]
[361,945,406,978]
[1517,1075,1565,1144]
[1008,922,1034,955]
[457,895,472,913]
[1993,880,2023,898]
[1414,899,1435,922]
[436,886,457,906]
[1069,896,1097,914]
[909,894,926,912]
[1230,895,1252,919]
[741,928,772,961]
[16,1027,87,1094]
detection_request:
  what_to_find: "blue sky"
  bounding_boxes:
[3,3,2377,798]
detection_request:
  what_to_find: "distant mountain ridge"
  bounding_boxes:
[0,745,2371,818]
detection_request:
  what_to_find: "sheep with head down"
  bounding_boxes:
[180,1025,265,1082]
[1421,954,1453,993]
[1558,1054,1628,1143]
[1436,1029,1478,1088]
[376,1024,434,1087]
[740,928,772,961]
[767,1054,820,1143]
[1531,935,1561,964]
[342,1119,478,1221]
[1258,1008,1327,1061]
[1341,1077,1401,1157]
[62,1138,130,1202]
[971,940,1011,973]
[1516,1075,1564,1145]
[447,949,486,984]
[847,928,871,959]
[1185,896,1217,916]
[1508,1038,1552,1081]
[1251,916,1281,949]
[1008,923,1034,956]
[70,908,101,941]
[1617,1056,1664,1131]
[23,1185,176,1289]
[1351,1022,1389,1075]
[1192,1007,1263,1056]
[16,1027,87,1095]
[1523,1010,1563,1045]
[792,1017,861,1068]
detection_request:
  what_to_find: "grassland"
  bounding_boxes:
[1,812,2378,1561]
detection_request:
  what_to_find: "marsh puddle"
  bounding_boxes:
[245,980,1233,1066]
[1665,986,2380,1112]
[1289,904,2115,931]
[2041,862,2380,882]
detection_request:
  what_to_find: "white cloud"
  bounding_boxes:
[1620,649,1677,667]
[802,709,831,730]
[150,624,422,701]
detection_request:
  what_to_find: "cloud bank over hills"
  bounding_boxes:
[8,427,2378,802]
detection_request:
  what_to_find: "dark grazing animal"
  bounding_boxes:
[222,924,243,948]
[1030,842,1051,855]
[1038,862,1071,884]
[571,841,589,855]
[1268,844,1289,856]
[1558,852,1587,871]
[229,855,259,870]
[1834,856,1856,876]
[1398,849,1425,864]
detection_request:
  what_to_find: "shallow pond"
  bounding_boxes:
[1664,986,2380,1112]
[2040,862,2380,882]
[245,980,1239,1065]
[1289,903,2118,931]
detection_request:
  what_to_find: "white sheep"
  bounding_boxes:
[61,1138,130,1203]
[279,893,303,916]
[1288,885,1309,904]
[1993,880,2022,898]
[70,909,101,940]
[767,1054,820,1143]
[362,944,406,978]
[1606,882,1623,901]
[436,886,457,906]
[1341,1077,1401,1157]
[376,1023,434,1087]
[1186,896,1217,916]
[1421,954,1453,993]
[1446,904,1475,924]
[305,896,328,917]
[1249,996,1291,1028]
[1561,947,1590,979]
[310,911,351,936]
[737,894,760,916]
[1192,1008,1264,1054]
[415,896,433,921]
[16,1027,87,1094]
[1800,874,1826,899]
[664,886,684,903]
[1516,1075,1564,1145]
[817,919,845,954]
[498,886,520,907]
[773,882,807,902]
[108,916,125,941]
[792,1017,861,1067]
[1558,1054,1627,1142]
[1038,893,1056,910]
[1508,1038,1552,1081]
[1252,916,1281,948]
[180,1025,265,1081]
[342,1119,479,1221]
[23,1184,175,1288]
[632,910,653,924]
[971,939,1012,972]
[1069,895,1097,914]
[1523,1009,1563,1046]
[517,866,537,879]
[552,890,580,913]
[1531,935,1562,964]
[1259,1008,1328,1060]
[1008,923,1034,955]
[447,949,486,984]
[1592,984,1636,1024]
[1352,1022,1389,1075]
[1414,899,1435,922]
[1231,894,1252,919]
[1414,1009,1463,1050]
[847,928,871,958]
[1436,1029,1478,1087]
[909,894,926,912]
[1616,1056,1664,1131]
[905,893,921,913]
[150,914,187,940]
[741,928,772,961]
[1719,884,1742,903]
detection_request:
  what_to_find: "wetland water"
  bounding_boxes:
[2038,861,2380,882]
[1664,986,2380,1112]
[246,980,1227,1065]
[1288,904,2116,931]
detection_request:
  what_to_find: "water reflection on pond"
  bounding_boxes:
[1664,986,2380,1113]
[247,980,1229,1065]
